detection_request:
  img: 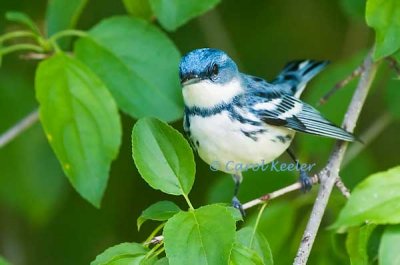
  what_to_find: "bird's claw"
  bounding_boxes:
[299,170,313,193]
[232,196,246,218]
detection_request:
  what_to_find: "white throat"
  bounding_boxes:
[182,78,243,108]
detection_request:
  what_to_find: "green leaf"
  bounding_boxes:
[149,0,220,31]
[229,243,264,265]
[379,225,400,265]
[35,53,122,207]
[91,242,154,265]
[154,257,169,265]
[46,0,88,47]
[385,77,400,119]
[227,206,244,222]
[123,0,153,20]
[74,16,183,122]
[5,11,40,35]
[163,205,236,265]
[332,166,400,231]
[131,118,195,196]
[236,227,273,265]
[137,200,181,230]
[366,0,400,60]
[345,224,376,265]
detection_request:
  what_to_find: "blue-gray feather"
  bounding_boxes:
[179,48,238,84]
[271,60,329,96]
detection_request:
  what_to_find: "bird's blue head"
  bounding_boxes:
[179,48,239,86]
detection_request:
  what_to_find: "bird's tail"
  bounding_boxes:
[272,60,329,97]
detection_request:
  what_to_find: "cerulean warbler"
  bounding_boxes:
[179,48,355,215]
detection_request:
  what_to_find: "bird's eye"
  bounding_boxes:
[212,64,219,76]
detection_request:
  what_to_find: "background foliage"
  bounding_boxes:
[0,0,399,264]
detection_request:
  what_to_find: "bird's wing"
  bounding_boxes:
[250,94,355,141]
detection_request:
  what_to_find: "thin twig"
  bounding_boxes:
[242,175,319,209]
[150,235,164,245]
[318,64,364,106]
[294,50,377,265]
[19,52,51,60]
[334,177,350,198]
[0,109,39,148]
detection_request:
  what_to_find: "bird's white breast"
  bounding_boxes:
[188,111,295,174]
[182,78,243,108]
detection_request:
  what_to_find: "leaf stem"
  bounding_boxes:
[183,194,194,210]
[0,31,38,43]
[49,39,62,53]
[250,202,267,247]
[0,43,44,56]
[151,246,165,258]
[49,29,87,42]
[144,223,165,245]
[145,242,164,260]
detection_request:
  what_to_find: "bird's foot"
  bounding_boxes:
[232,196,246,218]
[299,170,313,193]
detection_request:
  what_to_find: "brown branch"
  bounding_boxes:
[335,177,350,198]
[294,50,377,265]
[19,52,51,60]
[0,109,39,148]
[318,64,364,106]
[242,175,319,209]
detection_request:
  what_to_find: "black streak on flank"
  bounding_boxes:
[276,134,293,144]
[276,135,286,143]
[241,129,267,141]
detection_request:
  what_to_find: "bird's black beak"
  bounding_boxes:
[181,73,201,86]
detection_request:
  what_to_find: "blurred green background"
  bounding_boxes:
[0,0,399,264]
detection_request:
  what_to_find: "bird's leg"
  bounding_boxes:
[286,148,313,192]
[232,172,246,217]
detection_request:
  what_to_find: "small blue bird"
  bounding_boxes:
[179,48,355,215]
